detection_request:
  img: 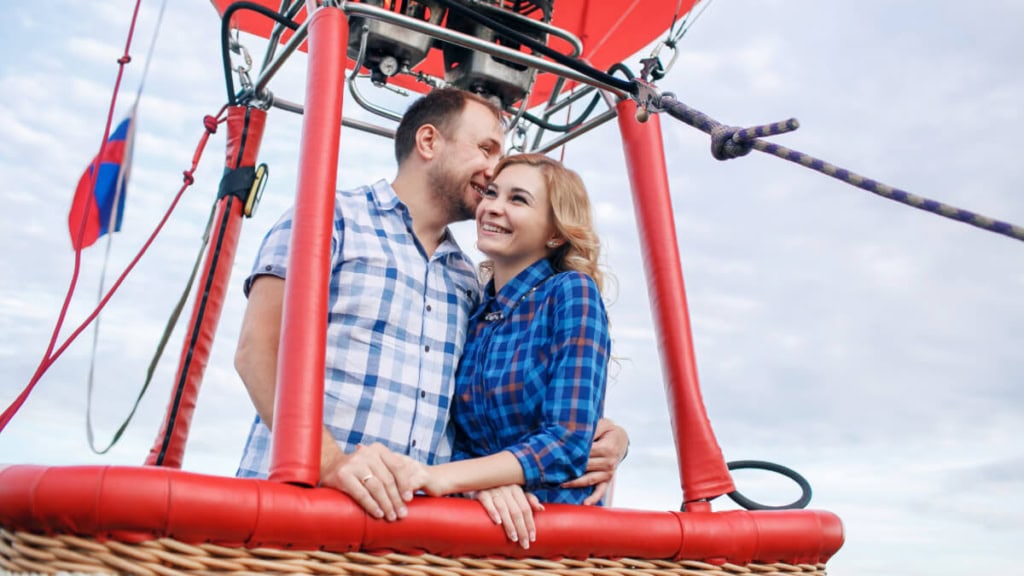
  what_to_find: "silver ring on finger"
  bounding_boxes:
[361,473,374,484]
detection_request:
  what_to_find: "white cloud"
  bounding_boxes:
[1,2,1023,576]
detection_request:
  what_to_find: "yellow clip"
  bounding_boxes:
[244,163,268,218]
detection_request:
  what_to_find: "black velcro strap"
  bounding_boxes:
[218,166,256,202]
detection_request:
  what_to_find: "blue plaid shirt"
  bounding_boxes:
[451,258,610,504]
[237,180,480,478]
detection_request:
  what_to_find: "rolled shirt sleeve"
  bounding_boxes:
[504,273,610,490]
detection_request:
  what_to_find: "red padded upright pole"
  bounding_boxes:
[616,99,735,505]
[145,198,244,468]
[145,105,267,468]
[269,6,347,486]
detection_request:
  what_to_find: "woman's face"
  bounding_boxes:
[475,163,559,273]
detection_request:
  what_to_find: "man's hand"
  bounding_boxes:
[561,418,629,505]
[475,485,544,550]
[324,443,428,521]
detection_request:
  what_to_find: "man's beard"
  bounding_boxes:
[427,159,477,224]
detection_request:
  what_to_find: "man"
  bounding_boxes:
[235,88,626,522]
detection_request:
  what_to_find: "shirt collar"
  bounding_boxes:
[368,179,402,211]
[435,228,466,259]
[369,178,463,259]
[485,258,556,317]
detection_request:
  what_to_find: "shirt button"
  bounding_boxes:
[411,439,418,447]
[420,390,426,398]
[424,345,430,353]
[426,304,432,312]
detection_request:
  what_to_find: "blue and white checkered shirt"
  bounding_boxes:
[451,258,610,504]
[237,180,481,478]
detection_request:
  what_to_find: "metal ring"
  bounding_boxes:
[360,473,374,484]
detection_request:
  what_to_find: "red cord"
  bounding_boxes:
[64,0,144,359]
[0,108,227,433]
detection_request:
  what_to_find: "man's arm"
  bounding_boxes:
[235,275,416,520]
[235,276,346,473]
[561,417,629,505]
[235,275,285,433]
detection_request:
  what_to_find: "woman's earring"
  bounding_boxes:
[546,240,561,248]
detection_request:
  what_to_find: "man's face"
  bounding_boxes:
[428,100,505,223]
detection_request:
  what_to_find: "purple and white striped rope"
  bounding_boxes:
[657,93,1024,243]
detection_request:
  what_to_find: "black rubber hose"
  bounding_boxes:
[220,2,299,105]
[433,0,637,95]
[725,459,813,510]
[521,91,602,132]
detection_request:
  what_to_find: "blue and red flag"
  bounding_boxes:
[68,115,135,250]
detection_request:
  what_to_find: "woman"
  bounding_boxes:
[420,153,611,548]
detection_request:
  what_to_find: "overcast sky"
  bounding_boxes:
[2,1,1023,575]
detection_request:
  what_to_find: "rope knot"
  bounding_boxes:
[182,170,195,186]
[710,125,753,161]
[117,55,132,65]
[203,115,219,134]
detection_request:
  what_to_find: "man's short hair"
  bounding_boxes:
[394,88,503,165]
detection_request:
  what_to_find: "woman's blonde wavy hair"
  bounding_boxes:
[479,153,604,293]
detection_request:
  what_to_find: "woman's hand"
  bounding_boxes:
[475,485,545,549]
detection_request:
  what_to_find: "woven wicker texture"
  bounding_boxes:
[0,529,827,576]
